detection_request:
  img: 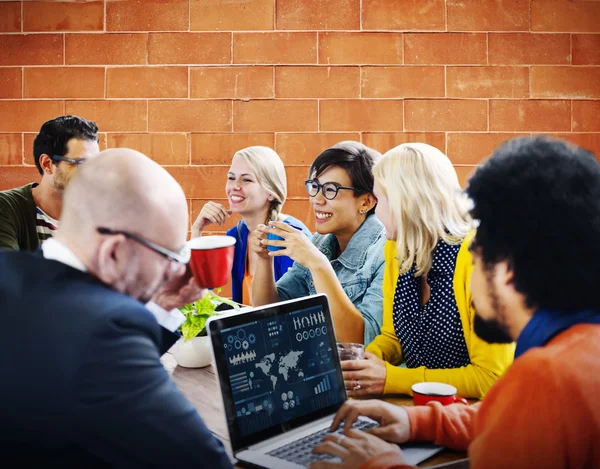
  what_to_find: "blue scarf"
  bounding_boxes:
[515,309,600,358]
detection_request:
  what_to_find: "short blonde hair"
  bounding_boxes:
[233,146,287,223]
[373,143,471,276]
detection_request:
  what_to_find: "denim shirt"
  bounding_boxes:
[276,214,386,344]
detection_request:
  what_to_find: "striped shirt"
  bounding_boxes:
[35,207,58,245]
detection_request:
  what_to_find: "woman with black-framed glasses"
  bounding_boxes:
[249,141,386,345]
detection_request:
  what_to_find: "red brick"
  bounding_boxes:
[107,67,188,99]
[0,167,40,191]
[168,166,231,199]
[24,67,104,99]
[191,67,274,99]
[488,33,571,65]
[531,67,600,99]
[550,133,600,159]
[404,33,486,65]
[362,0,445,30]
[531,0,600,32]
[286,167,314,198]
[0,68,21,98]
[0,34,63,66]
[148,101,232,132]
[233,100,318,132]
[0,2,21,32]
[447,66,529,98]
[361,66,444,98]
[319,33,403,65]
[281,199,315,232]
[0,101,63,132]
[446,133,530,165]
[191,133,275,165]
[107,0,188,31]
[191,0,273,31]
[0,134,22,165]
[405,100,487,131]
[24,1,103,32]
[277,0,360,30]
[148,33,231,65]
[65,101,147,132]
[573,101,600,132]
[447,0,529,31]
[573,35,600,65]
[489,100,571,132]
[275,133,360,165]
[320,100,404,132]
[107,133,189,165]
[275,66,360,98]
[66,34,147,65]
[454,165,476,188]
[362,132,446,155]
[234,33,317,64]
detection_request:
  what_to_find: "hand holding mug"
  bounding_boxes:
[248,225,271,260]
[191,202,231,237]
[260,221,323,269]
[328,400,412,444]
[341,351,387,398]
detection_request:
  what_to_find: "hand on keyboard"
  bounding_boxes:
[309,428,406,469]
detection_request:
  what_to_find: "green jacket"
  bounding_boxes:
[0,183,39,251]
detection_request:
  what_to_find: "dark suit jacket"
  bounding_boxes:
[0,251,233,468]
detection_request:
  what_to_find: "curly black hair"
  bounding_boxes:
[33,115,99,175]
[467,136,600,313]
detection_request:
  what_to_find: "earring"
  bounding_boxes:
[359,209,366,215]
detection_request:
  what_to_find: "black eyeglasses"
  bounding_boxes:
[97,227,191,265]
[305,179,363,200]
[51,154,87,167]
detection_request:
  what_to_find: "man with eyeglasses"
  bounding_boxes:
[0,148,233,467]
[0,115,99,251]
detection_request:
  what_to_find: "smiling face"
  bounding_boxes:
[225,154,273,216]
[309,165,370,239]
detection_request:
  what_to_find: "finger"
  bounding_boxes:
[367,426,404,442]
[340,360,370,371]
[312,442,349,459]
[330,402,354,431]
[268,221,296,233]
[309,462,339,469]
[268,249,289,257]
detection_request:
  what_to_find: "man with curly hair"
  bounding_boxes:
[308,136,600,469]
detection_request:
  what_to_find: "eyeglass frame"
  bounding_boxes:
[304,179,364,201]
[96,227,191,265]
[51,154,87,167]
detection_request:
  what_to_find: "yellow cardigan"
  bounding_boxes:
[366,236,515,399]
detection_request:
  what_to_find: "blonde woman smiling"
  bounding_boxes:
[342,143,514,399]
[191,146,311,306]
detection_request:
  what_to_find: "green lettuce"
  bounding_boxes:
[179,290,240,341]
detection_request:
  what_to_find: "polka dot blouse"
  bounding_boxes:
[392,239,471,369]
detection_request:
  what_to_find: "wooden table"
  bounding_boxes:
[162,354,468,468]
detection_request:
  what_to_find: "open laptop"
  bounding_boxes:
[207,294,442,468]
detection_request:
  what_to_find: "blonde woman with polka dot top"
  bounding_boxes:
[341,143,515,399]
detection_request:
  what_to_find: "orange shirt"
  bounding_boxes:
[359,324,600,469]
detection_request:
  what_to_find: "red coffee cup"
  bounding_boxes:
[411,382,468,406]
[187,236,236,289]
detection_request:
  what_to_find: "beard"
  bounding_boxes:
[474,314,513,344]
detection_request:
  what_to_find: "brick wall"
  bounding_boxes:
[1,0,599,240]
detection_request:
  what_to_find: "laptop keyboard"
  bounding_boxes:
[266,419,378,467]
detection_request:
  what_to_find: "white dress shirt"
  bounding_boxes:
[42,238,185,332]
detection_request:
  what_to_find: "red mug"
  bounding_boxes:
[187,236,236,289]
[411,382,468,406]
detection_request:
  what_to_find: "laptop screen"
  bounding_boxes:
[208,295,347,452]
